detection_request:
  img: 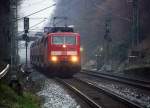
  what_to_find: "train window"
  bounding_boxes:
[65,36,76,45]
[52,36,64,44]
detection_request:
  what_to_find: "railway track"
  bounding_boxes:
[55,77,142,108]
[0,64,9,79]
[81,70,150,90]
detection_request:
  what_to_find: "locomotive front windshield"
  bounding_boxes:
[52,36,76,45]
[52,36,64,44]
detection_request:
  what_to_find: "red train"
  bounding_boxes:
[30,27,81,77]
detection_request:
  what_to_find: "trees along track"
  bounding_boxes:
[81,70,150,90]
[55,77,143,108]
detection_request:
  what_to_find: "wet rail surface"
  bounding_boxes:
[55,77,142,108]
[0,64,9,79]
[81,70,150,90]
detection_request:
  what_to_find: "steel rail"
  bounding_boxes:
[55,78,102,108]
[75,77,143,108]
[0,64,10,79]
[56,77,143,108]
[82,69,150,83]
[81,70,150,90]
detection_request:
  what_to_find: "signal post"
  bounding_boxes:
[23,17,29,68]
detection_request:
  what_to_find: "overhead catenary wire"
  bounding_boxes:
[28,29,43,31]
[14,3,56,22]
[16,3,55,35]
[30,19,47,29]
[49,0,76,26]
[18,19,47,36]
[27,17,48,20]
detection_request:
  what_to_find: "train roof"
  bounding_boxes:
[48,32,80,36]
[44,27,74,33]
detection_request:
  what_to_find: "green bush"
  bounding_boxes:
[0,82,40,108]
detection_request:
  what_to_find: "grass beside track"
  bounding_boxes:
[0,82,40,108]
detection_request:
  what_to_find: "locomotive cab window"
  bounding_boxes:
[65,36,76,45]
[52,36,64,44]
[52,36,76,45]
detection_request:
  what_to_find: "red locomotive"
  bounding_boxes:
[30,26,81,77]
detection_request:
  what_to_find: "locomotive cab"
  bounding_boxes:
[47,27,81,74]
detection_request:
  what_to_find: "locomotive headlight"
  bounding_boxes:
[71,56,78,63]
[63,44,66,48]
[51,56,58,62]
